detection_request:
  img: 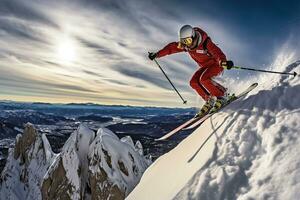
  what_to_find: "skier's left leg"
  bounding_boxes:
[199,66,226,97]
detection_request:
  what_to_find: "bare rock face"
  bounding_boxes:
[13,123,37,162]
[41,159,73,200]
[88,128,150,200]
[42,124,94,200]
[0,123,56,200]
[41,125,149,200]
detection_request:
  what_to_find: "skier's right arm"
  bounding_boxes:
[148,42,184,60]
[156,42,185,58]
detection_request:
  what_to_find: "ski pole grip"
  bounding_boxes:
[233,66,242,69]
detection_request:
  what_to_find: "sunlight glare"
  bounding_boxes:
[56,36,77,63]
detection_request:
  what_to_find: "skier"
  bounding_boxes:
[148,24,234,117]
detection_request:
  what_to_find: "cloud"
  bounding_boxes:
[82,69,103,77]
[0,0,58,28]
[116,67,171,90]
[102,79,130,86]
[0,18,40,41]
[76,37,115,56]
[0,71,96,93]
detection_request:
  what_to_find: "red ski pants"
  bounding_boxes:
[189,66,226,101]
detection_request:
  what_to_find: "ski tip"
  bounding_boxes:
[248,83,258,91]
[294,71,298,77]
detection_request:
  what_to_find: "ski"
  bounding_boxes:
[185,83,258,130]
[155,117,200,141]
[155,83,258,141]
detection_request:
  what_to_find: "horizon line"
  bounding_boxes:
[0,99,195,110]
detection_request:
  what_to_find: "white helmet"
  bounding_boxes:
[178,25,198,47]
[179,25,195,39]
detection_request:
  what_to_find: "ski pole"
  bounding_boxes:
[152,58,187,104]
[232,66,298,77]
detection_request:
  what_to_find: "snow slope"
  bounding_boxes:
[127,54,300,199]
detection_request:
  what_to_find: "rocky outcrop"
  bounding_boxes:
[41,125,150,200]
[0,123,56,200]
[88,129,150,200]
[41,124,94,200]
[0,123,150,200]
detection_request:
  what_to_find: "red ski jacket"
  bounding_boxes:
[156,27,226,68]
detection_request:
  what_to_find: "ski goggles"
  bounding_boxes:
[180,37,193,46]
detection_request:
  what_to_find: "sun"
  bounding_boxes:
[56,36,77,63]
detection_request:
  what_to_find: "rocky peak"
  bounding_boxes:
[42,124,95,200]
[42,125,150,200]
[0,123,56,200]
[0,123,150,200]
[88,128,149,200]
[14,123,38,162]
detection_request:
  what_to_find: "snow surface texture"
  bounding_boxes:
[127,51,300,200]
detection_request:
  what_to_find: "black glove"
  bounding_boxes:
[148,52,157,60]
[220,60,234,70]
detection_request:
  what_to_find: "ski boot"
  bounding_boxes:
[210,93,235,113]
[194,97,215,118]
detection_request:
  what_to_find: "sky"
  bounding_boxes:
[0,0,299,107]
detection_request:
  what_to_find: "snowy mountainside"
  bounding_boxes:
[1,123,150,199]
[0,123,56,200]
[41,124,94,200]
[127,57,300,200]
[88,128,150,199]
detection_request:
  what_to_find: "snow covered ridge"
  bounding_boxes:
[0,123,150,200]
[127,59,300,200]
[0,123,56,200]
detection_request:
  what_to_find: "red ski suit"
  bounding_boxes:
[156,27,226,101]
